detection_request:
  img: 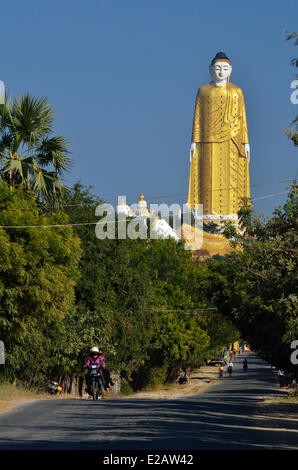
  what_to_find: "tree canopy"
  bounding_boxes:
[209,189,298,373]
[0,94,71,206]
[0,180,81,385]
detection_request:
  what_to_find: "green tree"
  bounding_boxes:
[209,189,298,373]
[0,94,71,205]
[0,180,81,385]
[62,183,241,391]
[134,239,232,386]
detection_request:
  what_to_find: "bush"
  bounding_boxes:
[120,381,134,396]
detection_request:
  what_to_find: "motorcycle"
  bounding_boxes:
[243,362,248,371]
[228,366,233,376]
[48,380,62,395]
[87,364,105,400]
[176,369,190,385]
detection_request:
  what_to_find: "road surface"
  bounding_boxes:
[0,353,297,450]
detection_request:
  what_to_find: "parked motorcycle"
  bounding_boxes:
[48,380,62,395]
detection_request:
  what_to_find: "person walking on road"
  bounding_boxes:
[227,360,233,376]
[278,369,285,388]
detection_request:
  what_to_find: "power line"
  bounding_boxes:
[47,177,297,202]
[0,189,292,229]
[0,189,290,216]
[0,177,294,213]
[252,191,290,201]
[0,221,99,229]
[98,178,295,203]
[138,179,294,201]
[162,308,217,313]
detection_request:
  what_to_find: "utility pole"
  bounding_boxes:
[0,80,5,104]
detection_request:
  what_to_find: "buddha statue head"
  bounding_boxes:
[209,52,232,85]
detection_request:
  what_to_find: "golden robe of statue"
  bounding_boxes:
[187,81,250,219]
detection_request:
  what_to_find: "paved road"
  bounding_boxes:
[0,353,297,450]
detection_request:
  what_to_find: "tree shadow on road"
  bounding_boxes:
[0,391,297,451]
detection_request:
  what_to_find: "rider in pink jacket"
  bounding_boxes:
[84,346,105,395]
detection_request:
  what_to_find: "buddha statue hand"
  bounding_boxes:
[244,144,250,164]
[189,142,196,162]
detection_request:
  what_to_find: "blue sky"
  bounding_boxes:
[1,0,297,216]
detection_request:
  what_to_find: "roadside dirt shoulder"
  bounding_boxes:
[0,366,219,413]
[122,365,219,400]
[0,384,49,415]
[0,398,41,415]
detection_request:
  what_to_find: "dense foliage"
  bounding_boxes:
[62,183,238,391]
[0,181,238,391]
[208,189,298,373]
[0,181,81,386]
[0,179,296,391]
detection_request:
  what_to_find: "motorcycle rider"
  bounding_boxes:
[227,360,233,376]
[97,348,114,390]
[243,358,248,371]
[84,347,105,396]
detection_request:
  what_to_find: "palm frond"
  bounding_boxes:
[38,171,71,208]
[29,167,70,206]
[1,157,24,178]
[0,133,14,158]
[0,92,12,132]
[35,135,72,174]
[9,94,54,149]
[31,168,49,197]
[19,157,36,189]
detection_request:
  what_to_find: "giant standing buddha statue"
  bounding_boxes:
[187,52,250,224]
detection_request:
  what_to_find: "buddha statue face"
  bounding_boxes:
[209,61,232,83]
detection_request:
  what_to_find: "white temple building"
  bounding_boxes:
[116,193,180,241]
[116,193,152,219]
[116,196,134,218]
[134,193,151,218]
[151,216,180,241]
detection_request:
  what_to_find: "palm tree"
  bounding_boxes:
[0,93,71,206]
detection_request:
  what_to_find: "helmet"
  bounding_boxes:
[90,347,100,357]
